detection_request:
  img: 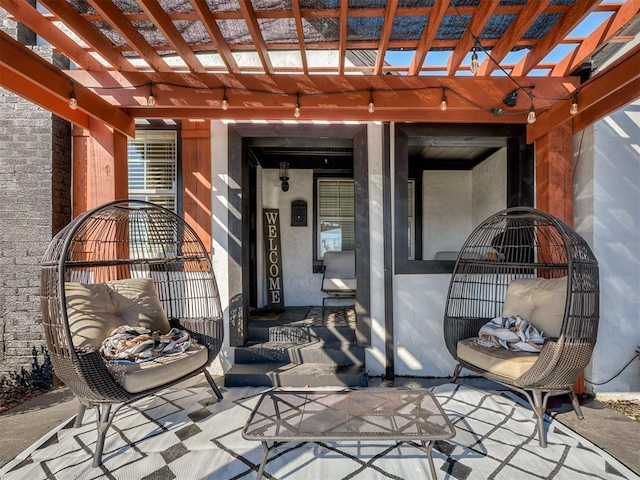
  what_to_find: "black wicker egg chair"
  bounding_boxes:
[444,206,599,447]
[40,199,224,467]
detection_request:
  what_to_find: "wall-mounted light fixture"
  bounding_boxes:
[279,162,290,192]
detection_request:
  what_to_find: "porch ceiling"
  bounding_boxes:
[0,1,638,141]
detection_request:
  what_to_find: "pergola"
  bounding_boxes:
[0,0,638,144]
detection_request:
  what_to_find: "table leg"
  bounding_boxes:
[423,440,437,480]
[256,442,269,479]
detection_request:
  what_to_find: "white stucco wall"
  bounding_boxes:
[394,148,507,377]
[574,101,640,394]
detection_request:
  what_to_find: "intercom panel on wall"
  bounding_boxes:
[291,200,307,226]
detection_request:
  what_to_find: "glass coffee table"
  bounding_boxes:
[242,389,456,479]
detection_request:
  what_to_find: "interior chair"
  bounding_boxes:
[321,250,357,316]
[40,200,224,467]
[443,206,599,447]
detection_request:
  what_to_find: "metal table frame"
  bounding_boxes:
[242,389,456,479]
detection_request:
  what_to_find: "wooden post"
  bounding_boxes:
[535,122,586,395]
[181,120,212,253]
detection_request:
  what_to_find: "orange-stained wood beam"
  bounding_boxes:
[373,0,399,75]
[528,44,640,143]
[0,0,106,71]
[36,0,134,72]
[447,0,501,76]
[512,0,600,76]
[237,0,274,74]
[291,0,309,74]
[189,0,239,73]
[338,0,348,75]
[408,0,448,76]
[86,0,173,73]
[0,65,90,128]
[0,31,135,137]
[551,0,640,76]
[478,0,552,76]
[572,77,640,133]
[182,121,212,253]
[535,122,573,224]
[137,0,207,74]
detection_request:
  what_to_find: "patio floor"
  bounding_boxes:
[0,375,639,479]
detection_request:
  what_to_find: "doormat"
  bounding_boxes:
[2,382,638,479]
[305,306,356,327]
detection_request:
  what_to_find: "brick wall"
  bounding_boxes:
[0,11,72,376]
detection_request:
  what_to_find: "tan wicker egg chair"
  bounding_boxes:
[444,207,599,447]
[40,200,224,467]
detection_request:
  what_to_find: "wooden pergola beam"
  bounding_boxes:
[237,0,274,74]
[189,0,239,73]
[291,0,309,74]
[527,45,640,143]
[551,0,640,76]
[478,0,552,76]
[137,0,207,74]
[447,0,501,76]
[408,0,449,76]
[0,31,135,138]
[0,0,106,71]
[338,0,348,75]
[511,0,600,76]
[86,0,173,73]
[373,0,399,75]
[36,0,134,72]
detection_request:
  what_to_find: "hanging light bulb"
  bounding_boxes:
[293,92,301,118]
[570,94,578,115]
[368,89,375,113]
[68,85,78,110]
[527,105,536,124]
[440,86,448,111]
[470,46,479,76]
[221,86,228,111]
[147,82,156,107]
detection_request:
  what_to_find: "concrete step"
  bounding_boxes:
[224,363,368,388]
[247,324,356,344]
[235,341,365,365]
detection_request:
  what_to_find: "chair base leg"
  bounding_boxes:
[203,369,223,401]
[451,363,463,382]
[92,404,114,468]
[568,389,584,420]
[74,402,88,428]
[531,389,548,448]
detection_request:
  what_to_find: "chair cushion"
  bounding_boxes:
[502,277,567,338]
[106,343,208,394]
[65,278,170,349]
[322,278,357,292]
[322,251,356,293]
[457,338,538,380]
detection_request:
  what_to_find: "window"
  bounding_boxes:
[317,179,355,258]
[394,123,534,274]
[128,130,177,212]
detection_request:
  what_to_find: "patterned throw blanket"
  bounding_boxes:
[477,316,545,352]
[100,326,191,363]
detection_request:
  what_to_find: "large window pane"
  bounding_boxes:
[317,179,354,257]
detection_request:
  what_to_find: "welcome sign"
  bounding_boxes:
[263,209,284,309]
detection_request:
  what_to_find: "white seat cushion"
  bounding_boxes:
[457,338,538,380]
[322,251,356,293]
[107,343,208,393]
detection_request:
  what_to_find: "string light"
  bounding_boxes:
[147,82,156,107]
[221,86,228,110]
[368,88,375,113]
[68,84,78,110]
[470,45,479,75]
[440,86,448,111]
[570,93,578,115]
[527,105,536,124]
[293,92,301,118]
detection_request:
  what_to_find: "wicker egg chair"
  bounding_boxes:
[40,200,224,467]
[444,206,599,447]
